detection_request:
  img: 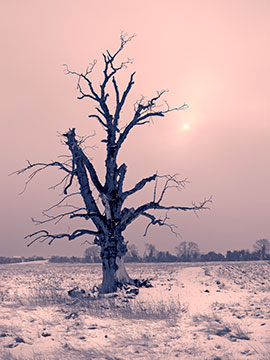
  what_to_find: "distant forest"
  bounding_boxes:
[0,256,45,264]
[1,239,269,265]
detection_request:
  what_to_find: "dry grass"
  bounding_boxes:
[193,312,251,341]
[64,294,187,321]
[1,346,151,360]
[0,274,188,320]
[1,329,171,360]
[249,343,270,360]
[93,296,187,320]
[3,284,186,321]
[15,289,68,307]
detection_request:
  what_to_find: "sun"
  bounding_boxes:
[183,123,190,130]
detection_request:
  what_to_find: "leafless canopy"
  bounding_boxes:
[13,33,211,247]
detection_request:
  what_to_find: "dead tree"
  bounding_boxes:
[14,34,211,293]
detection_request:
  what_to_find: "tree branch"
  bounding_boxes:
[64,158,75,194]
[139,197,212,215]
[25,229,100,246]
[113,72,135,128]
[32,208,87,225]
[43,192,81,212]
[120,197,212,231]
[63,128,104,194]
[141,212,179,237]
[48,174,70,192]
[156,174,187,203]
[101,33,135,89]
[116,90,188,150]
[88,114,108,129]
[63,61,100,102]
[117,163,127,194]
[63,128,106,232]
[123,173,157,200]
[11,161,73,194]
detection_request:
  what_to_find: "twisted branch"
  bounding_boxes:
[11,161,73,194]
[117,91,188,150]
[32,207,87,225]
[25,229,100,246]
[123,173,157,200]
[118,173,212,232]
[142,212,179,237]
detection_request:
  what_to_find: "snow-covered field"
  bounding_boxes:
[0,261,269,359]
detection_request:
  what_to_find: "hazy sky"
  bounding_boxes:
[1,0,270,257]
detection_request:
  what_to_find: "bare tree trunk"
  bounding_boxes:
[115,256,133,284]
[100,255,133,294]
[100,257,118,293]
[99,234,134,294]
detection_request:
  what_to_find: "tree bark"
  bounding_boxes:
[100,238,134,294]
[100,256,134,293]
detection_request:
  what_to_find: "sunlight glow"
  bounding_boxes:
[183,123,190,130]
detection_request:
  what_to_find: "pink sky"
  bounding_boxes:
[1,0,270,257]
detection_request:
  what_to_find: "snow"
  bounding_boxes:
[0,261,269,359]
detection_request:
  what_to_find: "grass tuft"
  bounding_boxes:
[193,312,251,341]
[70,294,187,320]
[12,289,69,307]
[250,343,270,360]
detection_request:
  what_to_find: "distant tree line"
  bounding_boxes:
[0,256,45,264]
[1,239,269,265]
[48,246,103,264]
[48,238,270,264]
[48,255,101,264]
